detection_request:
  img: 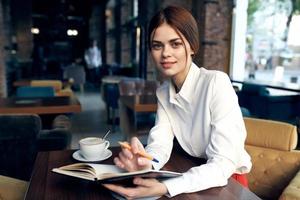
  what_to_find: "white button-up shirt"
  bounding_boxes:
[145,62,252,197]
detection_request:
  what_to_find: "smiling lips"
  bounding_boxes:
[161,61,176,69]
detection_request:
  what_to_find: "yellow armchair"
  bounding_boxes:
[0,175,28,200]
[244,117,300,200]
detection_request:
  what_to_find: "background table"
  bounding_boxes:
[0,96,81,114]
[25,148,261,200]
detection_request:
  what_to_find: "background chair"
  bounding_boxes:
[31,80,74,96]
[16,86,55,98]
[244,117,300,200]
[63,64,86,93]
[0,114,71,180]
[118,79,158,138]
[0,175,28,200]
[0,114,40,180]
[237,83,300,124]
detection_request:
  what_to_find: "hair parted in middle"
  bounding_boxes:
[148,5,199,55]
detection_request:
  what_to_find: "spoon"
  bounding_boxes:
[102,130,111,140]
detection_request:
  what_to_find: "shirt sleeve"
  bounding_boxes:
[162,72,249,197]
[145,97,174,170]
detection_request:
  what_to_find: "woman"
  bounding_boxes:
[103,5,252,199]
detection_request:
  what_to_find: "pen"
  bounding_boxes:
[118,141,159,163]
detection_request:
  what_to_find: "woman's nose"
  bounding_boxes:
[162,46,171,57]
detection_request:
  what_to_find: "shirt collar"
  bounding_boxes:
[168,62,199,104]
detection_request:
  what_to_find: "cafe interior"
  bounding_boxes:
[0,0,300,199]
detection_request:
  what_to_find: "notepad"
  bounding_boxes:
[52,163,182,183]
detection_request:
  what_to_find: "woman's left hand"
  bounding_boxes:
[103,177,168,200]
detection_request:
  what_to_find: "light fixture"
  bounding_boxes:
[31,27,40,34]
[67,29,78,36]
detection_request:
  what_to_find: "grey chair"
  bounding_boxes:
[0,114,71,180]
[63,64,86,93]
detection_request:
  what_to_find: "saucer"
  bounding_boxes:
[72,149,112,162]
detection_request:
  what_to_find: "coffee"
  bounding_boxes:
[80,137,102,145]
[79,137,110,160]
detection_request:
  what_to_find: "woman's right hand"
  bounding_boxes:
[114,137,152,172]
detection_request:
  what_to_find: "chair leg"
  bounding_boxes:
[111,109,115,132]
[80,84,84,93]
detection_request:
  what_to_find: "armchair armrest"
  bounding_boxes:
[280,169,300,200]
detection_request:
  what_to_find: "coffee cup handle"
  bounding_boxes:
[104,141,110,149]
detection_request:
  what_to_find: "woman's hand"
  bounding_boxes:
[103,177,168,199]
[114,137,152,171]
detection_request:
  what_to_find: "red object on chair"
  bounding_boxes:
[231,173,248,188]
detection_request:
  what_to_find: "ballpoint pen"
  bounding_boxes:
[118,141,159,163]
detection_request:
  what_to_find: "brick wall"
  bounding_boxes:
[0,1,7,97]
[192,0,233,73]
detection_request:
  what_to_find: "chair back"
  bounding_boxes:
[119,79,159,96]
[63,65,86,85]
[31,80,62,92]
[16,86,55,98]
[143,80,159,95]
[244,117,300,199]
[119,80,137,96]
[0,114,41,180]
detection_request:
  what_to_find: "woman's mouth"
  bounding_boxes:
[161,61,176,69]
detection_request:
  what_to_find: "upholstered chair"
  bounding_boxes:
[0,175,28,200]
[244,117,300,200]
[16,86,55,97]
[0,114,71,180]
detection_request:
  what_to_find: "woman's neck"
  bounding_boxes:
[172,61,192,93]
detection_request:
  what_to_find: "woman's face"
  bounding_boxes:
[150,22,194,82]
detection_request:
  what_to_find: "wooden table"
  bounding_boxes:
[25,148,261,200]
[0,96,81,114]
[119,95,157,139]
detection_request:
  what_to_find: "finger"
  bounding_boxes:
[133,177,156,187]
[119,151,136,171]
[131,137,145,154]
[114,157,125,169]
[137,157,151,167]
[122,148,133,159]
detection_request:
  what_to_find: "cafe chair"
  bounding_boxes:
[118,79,158,139]
[63,65,86,93]
[0,114,40,180]
[237,83,300,124]
[0,114,71,180]
[244,117,300,200]
[31,80,74,97]
[16,86,55,98]
[0,175,28,200]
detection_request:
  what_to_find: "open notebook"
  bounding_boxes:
[52,163,182,183]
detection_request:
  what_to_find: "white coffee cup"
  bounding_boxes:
[79,137,110,160]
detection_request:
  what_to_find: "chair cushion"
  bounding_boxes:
[0,175,28,200]
[31,80,62,92]
[241,83,269,95]
[280,169,300,200]
[244,117,297,151]
[16,86,55,98]
[246,145,300,199]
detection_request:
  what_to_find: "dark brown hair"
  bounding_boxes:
[148,6,199,55]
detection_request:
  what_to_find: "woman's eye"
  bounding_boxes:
[151,43,162,50]
[171,42,182,48]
